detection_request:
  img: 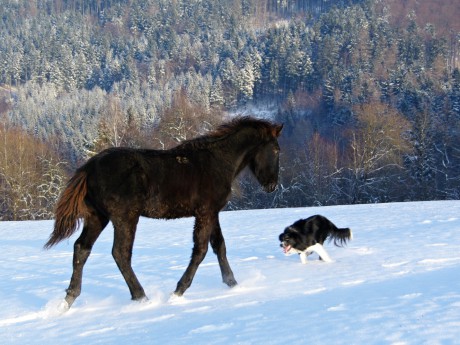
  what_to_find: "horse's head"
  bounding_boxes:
[250,123,283,193]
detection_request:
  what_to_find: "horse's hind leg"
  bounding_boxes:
[65,211,108,308]
[210,218,237,288]
[111,216,146,301]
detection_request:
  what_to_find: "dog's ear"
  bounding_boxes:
[279,233,285,241]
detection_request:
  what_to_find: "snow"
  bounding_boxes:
[1,200,460,344]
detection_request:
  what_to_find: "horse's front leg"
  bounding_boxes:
[174,214,214,296]
[210,217,237,287]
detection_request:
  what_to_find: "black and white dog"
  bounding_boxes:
[279,215,352,264]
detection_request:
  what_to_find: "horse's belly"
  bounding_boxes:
[142,202,194,219]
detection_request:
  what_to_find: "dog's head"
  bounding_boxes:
[279,227,307,255]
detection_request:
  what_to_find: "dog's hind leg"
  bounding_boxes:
[306,243,333,262]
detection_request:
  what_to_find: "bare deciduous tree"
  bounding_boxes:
[0,122,67,220]
[155,89,225,149]
[341,102,412,203]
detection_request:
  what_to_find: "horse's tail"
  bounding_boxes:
[328,227,353,247]
[44,170,89,249]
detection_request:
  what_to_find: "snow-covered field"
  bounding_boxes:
[1,201,460,344]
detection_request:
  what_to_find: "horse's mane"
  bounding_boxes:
[175,116,276,150]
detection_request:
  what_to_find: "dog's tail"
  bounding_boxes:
[328,227,353,247]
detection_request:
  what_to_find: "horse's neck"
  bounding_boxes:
[225,130,261,176]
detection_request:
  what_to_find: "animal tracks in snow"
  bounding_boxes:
[189,322,234,334]
[419,217,458,225]
[342,279,365,286]
[183,306,212,313]
[351,247,373,255]
[399,293,422,300]
[0,298,70,327]
[425,243,448,247]
[327,304,347,312]
[418,257,460,265]
[239,256,259,262]
[78,327,116,337]
[382,261,410,268]
[303,287,327,295]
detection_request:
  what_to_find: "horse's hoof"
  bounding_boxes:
[172,290,184,297]
[64,295,76,309]
[225,278,238,287]
[57,299,71,313]
[173,285,186,297]
[132,292,148,301]
[168,292,185,304]
[133,296,149,303]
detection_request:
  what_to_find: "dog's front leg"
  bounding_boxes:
[299,252,308,264]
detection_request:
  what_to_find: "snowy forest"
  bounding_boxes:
[1,0,460,220]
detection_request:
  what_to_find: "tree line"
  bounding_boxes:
[1,0,459,220]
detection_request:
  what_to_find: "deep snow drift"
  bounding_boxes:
[1,201,460,344]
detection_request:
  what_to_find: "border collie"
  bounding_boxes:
[279,215,352,264]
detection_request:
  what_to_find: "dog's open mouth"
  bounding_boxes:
[281,244,292,254]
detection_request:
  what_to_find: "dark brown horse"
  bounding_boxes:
[45,116,282,309]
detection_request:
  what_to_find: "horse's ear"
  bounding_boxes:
[272,123,283,137]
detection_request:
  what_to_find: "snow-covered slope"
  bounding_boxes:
[1,201,459,344]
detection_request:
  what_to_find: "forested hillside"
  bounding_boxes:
[1,0,459,220]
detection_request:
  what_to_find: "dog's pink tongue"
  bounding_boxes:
[283,245,291,253]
